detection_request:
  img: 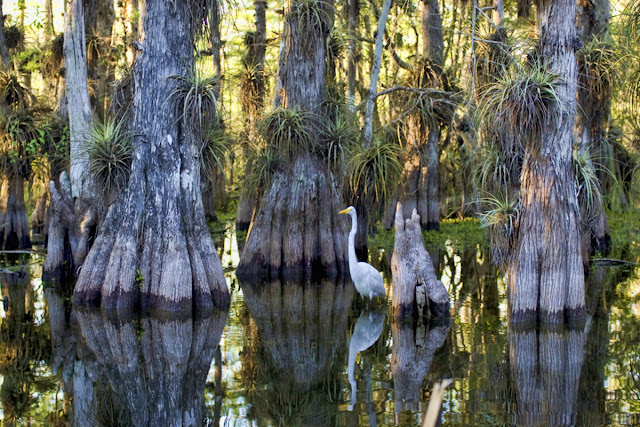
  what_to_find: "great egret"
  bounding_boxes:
[338,206,385,301]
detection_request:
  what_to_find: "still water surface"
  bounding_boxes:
[0,227,639,426]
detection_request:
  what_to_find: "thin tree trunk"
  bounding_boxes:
[237,0,348,279]
[236,0,267,232]
[44,0,98,284]
[576,0,611,262]
[73,0,230,311]
[362,0,392,146]
[509,0,585,324]
[346,0,358,109]
[0,0,10,68]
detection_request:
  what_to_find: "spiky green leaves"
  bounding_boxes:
[0,110,42,178]
[168,66,219,140]
[573,148,604,225]
[287,0,334,55]
[201,123,232,185]
[258,107,315,160]
[347,136,402,204]
[86,118,133,196]
[478,193,520,266]
[479,62,561,141]
[0,71,33,111]
[577,36,618,102]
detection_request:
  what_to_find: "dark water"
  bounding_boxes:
[1,229,639,426]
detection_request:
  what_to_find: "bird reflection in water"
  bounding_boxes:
[347,308,385,411]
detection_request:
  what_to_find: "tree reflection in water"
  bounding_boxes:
[239,278,354,426]
[67,308,227,426]
[509,325,587,426]
[0,272,55,426]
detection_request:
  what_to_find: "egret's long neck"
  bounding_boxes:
[348,212,358,267]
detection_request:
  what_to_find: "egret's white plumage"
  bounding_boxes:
[339,206,385,300]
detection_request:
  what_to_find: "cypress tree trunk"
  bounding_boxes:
[73,0,230,311]
[0,174,31,250]
[508,0,585,324]
[236,0,348,279]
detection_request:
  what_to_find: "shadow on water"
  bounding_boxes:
[44,287,227,427]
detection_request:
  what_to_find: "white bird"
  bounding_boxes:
[338,206,385,301]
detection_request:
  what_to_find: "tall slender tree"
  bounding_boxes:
[73,0,230,311]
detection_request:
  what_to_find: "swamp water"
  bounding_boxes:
[0,225,639,426]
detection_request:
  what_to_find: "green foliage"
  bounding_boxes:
[478,193,520,266]
[478,193,519,230]
[201,122,232,185]
[0,109,43,178]
[577,35,619,100]
[86,117,134,195]
[473,27,513,85]
[368,218,487,254]
[242,142,283,196]
[318,107,359,173]
[289,0,334,38]
[0,71,33,110]
[258,107,315,160]
[472,144,513,194]
[4,24,23,50]
[347,136,402,204]
[239,61,266,116]
[573,148,604,224]
[169,65,220,138]
[478,61,561,140]
[40,33,64,79]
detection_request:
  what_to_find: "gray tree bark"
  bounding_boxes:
[236,0,348,280]
[508,0,585,324]
[391,202,449,318]
[73,0,230,311]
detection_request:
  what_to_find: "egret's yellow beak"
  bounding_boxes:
[338,208,350,214]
